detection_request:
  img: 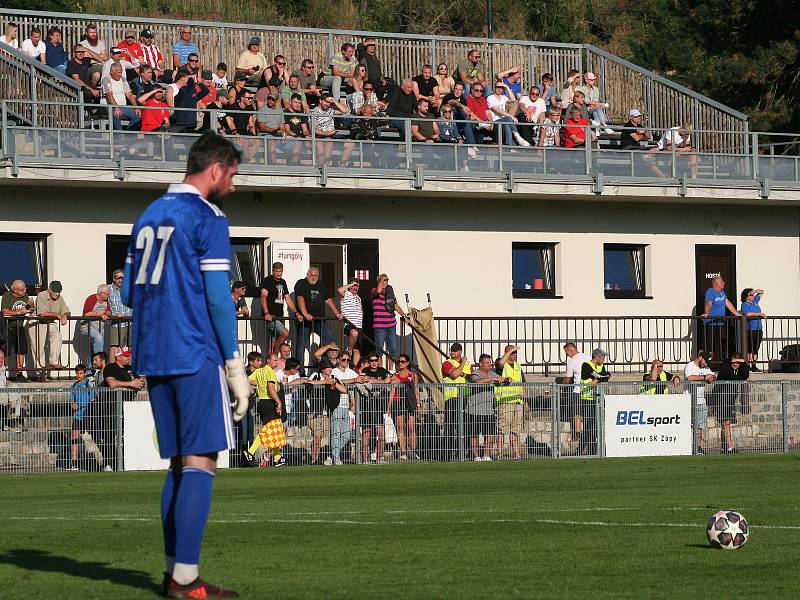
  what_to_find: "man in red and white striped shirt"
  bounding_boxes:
[138,29,165,80]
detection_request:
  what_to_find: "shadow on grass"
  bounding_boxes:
[685,544,716,550]
[0,549,159,593]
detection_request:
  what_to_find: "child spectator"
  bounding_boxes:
[244,353,287,468]
[212,62,228,90]
[69,364,102,470]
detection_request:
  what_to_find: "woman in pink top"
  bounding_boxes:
[370,273,410,370]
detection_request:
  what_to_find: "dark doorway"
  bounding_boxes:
[695,244,737,314]
[106,235,131,283]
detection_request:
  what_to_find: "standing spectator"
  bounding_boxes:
[169,71,209,133]
[441,342,472,460]
[117,29,143,65]
[276,343,292,371]
[357,37,386,99]
[560,342,590,448]
[81,284,112,357]
[102,62,141,131]
[641,359,681,394]
[172,27,200,71]
[260,262,296,355]
[456,49,487,95]
[34,281,70,375]
[0,22,19,49]
[386,79,417,138]
[434,63,456,97]
[44,27,68,75]
[684,350,716,455]
[138,29,165,79]
[293,267,343,364]
[619,108,653,150]
[412,64,441,111]
[538,107,562,148]
[1,279,34,382]
[79,24,108,72]
[578,348,610,455]
[108,269,132,358]
[388,353,420,460]
[67,45,99,102]
[740,287,766,371]
[359,352,392,463]
[701,276,741,365]
[495,345,527,460]
[411,98,439,143]
[338,278,363,367]
[0,348,25,429]
[517,85,546,145]
[321,42,357,101]
[21,28,46,61]
[68,364,99,471]
[466,353,503,461]
[275,356,303,425]
[329,351,364,465]
[710,353,750,454]
[371,273,410,370]
[487,82,529,147]
[231,281,249,318]
[235,37,268,87]
[91,351,108,388]
[101,46,140,82]
[577,72,613,134]
[563,106,595,149]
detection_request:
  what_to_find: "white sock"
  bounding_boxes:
[165,556,175,574]
[172,563,199,585]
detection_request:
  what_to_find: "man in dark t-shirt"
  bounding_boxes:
[358,352,392,463]
[293,267,343,365]
[260,262,296,354]
[619,108,652,150]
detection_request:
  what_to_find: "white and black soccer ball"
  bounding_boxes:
[706,510,750,550]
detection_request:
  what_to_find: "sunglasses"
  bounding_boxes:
[369,358,379,362]
[276,61,286,66]
[340,358,350,362]
[398,359,409,364]
[441,110,452,114]
[126,36,134,40]
[188,59,198,63]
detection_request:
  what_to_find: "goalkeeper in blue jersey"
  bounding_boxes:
[122,131,250,599]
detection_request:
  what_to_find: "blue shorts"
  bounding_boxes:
[148,356,235,459]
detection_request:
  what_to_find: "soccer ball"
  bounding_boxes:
[706,510,750,550]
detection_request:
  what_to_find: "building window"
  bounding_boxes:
[604,244,647,298]
[0,234,47,293]
[512,242,556,298]
[230,238,265,294]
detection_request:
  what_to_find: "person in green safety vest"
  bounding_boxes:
[441,342,472,460]
[578,348,610,455]
[494,344,527,460]
[641,359,681,395]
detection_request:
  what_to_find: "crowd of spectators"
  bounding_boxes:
[1,21,697,160]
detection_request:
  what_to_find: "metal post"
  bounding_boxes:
[115,391,124,472]
[751,132,759,181]
[645,76,653,126]
[551,382,560,459]
[327,33,334,68]
[487,0,494,39]
[584,124,592,176]
[498,120,503,172]
[404,117,412,170]
[310,114,317,167]
[1,101,7,152]
[29,65,38,127]
[107,20,114,55]
[527,46,535,93]
[430,39,437,68]
[457,394,465,461]
[597,383,605,458]
[670,135,677,178]
[354,391,362,464]
[219,26,226,64]
[738,315,749,362]
[108,104,114,158]
[781,381,789,453]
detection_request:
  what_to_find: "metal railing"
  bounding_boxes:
[3,101,795,184]
[3,381,798,473]
[0,8,748,147]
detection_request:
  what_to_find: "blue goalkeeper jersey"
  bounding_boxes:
[127,183,232,376]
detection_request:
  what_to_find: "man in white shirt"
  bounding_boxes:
[101,47,140,81]
[101,62,140,130]
[649,122,697,178]
[486,81,529,147]
[329,351,365,465]
[79,24,108,68]
[517,85,547,144]
[21,28,46,61]
[561,342,591,451]
[683,351,716,455]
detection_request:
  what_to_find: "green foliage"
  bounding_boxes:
[0,0,80,11]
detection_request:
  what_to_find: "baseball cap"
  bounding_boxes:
[249,36,261,46]
[49,280,63,292]
[201,69,213,80]
[628,108,642,117]
[592,347,607,357]
[140,28,154,37]
[124,28,136,38]
[110,47,122,54]
[217,89,230,100]
[450,342,463,352]
[585,71,596,80]
[234,73,248,82]
[231,280,246,290]
[267,91,279,100]
[115,346,132,358]
[699,351,713,361]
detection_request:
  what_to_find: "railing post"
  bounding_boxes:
[310,114,317,167]
[107,20,114,56]
[404,117,412,170]
[430,39,436,68]
[751,132,759,181]
[551,382,560,459]
[29,64,38,127]
[584,124,592,176]
[645,76,653,127]
[457,392,465,462]
[498,120,503,172]
[108,104,114,158]
[219,26,226,64]
[781,381,789,453]
[354,388,362,464]
[670,135,677,178]
[327,33,334,68]
[597,383,605,458]
[1,101,7,152]
[738,315,749,362]
[116,391,125,472]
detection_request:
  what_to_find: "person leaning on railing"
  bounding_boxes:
[740,287,766,372]
[34,280,70,375]
[1,279,35,382]
[578,348,610,455]
[640,359,681,394]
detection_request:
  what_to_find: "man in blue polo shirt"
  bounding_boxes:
[172,26,200,70]
[701,276,741,365]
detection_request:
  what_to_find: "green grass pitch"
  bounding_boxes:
[2,454,799,599]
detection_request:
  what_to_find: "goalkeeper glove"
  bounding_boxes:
[225,357,250,422]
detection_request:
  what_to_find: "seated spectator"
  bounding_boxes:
[1,279,34,382]
[34,281,70,375]
[577,72,613,134]
[320,42,357,101]
[538,107,562,147]
[101,62,141,130]
[180,52,201,79]
[456,49,487,95]
[619,108,653,150]
[563,89,591,123]
[311,93,350,164]
[172,27,200,71]
[104,347,145,393]
[116,29,143,65]
[386,78,416,137]
[350,103,380,141]
[81,284,111,357]
[356,37,387,99]
[437,106,462,143]
[82,71,102,113]
[132,65,158,101]
[411,98,439,143]
[225,89,257,136]
[79,24,108,74]
[641,359,681,394]
[44,27,68,75]
[212,62,228,90]
[487,82,529,146]
[537,73,558,107]
[256,54,288,92]
[648,122,697,178]
[66,45,99,102]
[227,73,247,103]
[517,85,546,144]
[412,64,441,111]
[293,59,321,108]
[465,83,494,144]
[350,63,368,93]
[563,106,596,149]
[434,63,455,97]
[139,85,170,131]
[441,81,472,133]
[348,82,384,116]
[496,65,523,110]
[256,92,284,136]
[101,46,140,82]
[168,70,208,132]
[0,22,19,49]
[280,73,308,111]
[561,68,581,106]
[21,27,46,62]
[138,29,164,80]
[283,94,310,138]
[200,88,229,134]
[235,37,268,87]
[198,70,217,106]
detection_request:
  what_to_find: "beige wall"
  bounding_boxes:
[1,185,798,319]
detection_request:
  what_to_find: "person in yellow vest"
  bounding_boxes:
[579,348,610,455]
[243,352,287,468]
[641,359,681,395]
[441,342,472,460]
[494,344,527,460]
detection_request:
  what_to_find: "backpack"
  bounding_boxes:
[779,344,800,373]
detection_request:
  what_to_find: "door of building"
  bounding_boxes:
[695,244,737,315]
